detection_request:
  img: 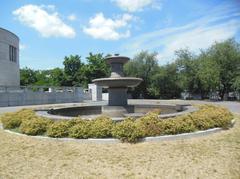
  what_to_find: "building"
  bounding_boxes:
[0,27,20,86]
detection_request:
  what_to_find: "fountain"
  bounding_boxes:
[40,55,191,121]
[92,54,143,117]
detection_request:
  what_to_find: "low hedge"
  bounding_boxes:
[136,113,162,137]
[0,105,234,143]
[90,116,113,138]
[69,120,91,139]
[0,109,35,129]
[20,117,52,135]
[112,118,143,143]
[47,120,75,138]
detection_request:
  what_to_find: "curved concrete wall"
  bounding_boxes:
[0,28,20,86]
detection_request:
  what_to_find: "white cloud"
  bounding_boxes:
[83,13,133,40]
[40,4,56,11]
[121,2,240,64]
[68,14,77,21]
[113,0,161,12]
[13,4,76,38]
[156,21,240,63]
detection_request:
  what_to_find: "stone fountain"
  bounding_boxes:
[40,55,188,120]
[92,55,143,117]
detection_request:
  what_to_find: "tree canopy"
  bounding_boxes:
[20,38,240,100]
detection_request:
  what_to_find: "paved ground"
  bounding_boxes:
[185,100,240,114]
[0,99,239,114]
[134,99,240,114]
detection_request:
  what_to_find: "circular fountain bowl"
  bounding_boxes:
[105,56,129,64]
[92,77,143,88]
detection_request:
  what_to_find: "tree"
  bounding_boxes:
[19,38,240,100]
[196,51,220,98]
[49,68,65,86]
[124,51,159,98]
[62,55,82,86]
[175,49,201,94]
[20,67,37,86]
[148,63,181,99]
[79,53,110,87]
[206,39,240,99]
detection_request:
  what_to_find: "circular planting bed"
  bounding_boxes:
[0,105,234,143]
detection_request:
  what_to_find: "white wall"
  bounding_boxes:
[0,28,20,86]
[88,84,102,101]
[0,86,91,107]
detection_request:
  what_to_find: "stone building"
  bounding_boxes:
[0,27,20,86]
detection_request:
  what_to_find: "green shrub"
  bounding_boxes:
[165,115,196,134]
[0,109,35,129]
[90,116,114,138]
[160,115,197,135]
[67,117,86,126]
[69,120,91,139]
[159,121,171,135]
[191,105,233,129]
[20,117,51,135]
[136,113,162,136]
[112,118,143,143]
[190,113,215,130]
[47,120,74,138]
[1,113,22,129]
[0,105,234,143]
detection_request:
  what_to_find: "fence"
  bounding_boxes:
[0,86,91,107]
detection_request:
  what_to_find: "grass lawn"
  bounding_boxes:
[0,116,239,178]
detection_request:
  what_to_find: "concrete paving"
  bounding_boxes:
[186,100,240,114]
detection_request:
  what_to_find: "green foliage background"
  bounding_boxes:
[20,38,240,100]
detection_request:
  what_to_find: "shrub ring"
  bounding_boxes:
[0,119,235,144]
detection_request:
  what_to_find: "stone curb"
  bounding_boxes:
[0,120,235,144]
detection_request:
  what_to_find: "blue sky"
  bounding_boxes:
[1,0,240,69]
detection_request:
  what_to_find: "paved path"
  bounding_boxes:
[0,100,239,115]
[186,100,240,114]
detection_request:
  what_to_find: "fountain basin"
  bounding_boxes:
[92,77,143,88]
[106,56,129,64]
[37,103,191,120]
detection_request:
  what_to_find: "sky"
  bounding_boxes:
[0,0,240,69]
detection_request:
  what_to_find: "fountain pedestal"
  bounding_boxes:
[108,87,128,106]
[92,55,142,117]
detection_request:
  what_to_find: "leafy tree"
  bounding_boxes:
[232,75,240,93]
[124,51,159,98]
[49,68,65,86]
[34,70,52,86]
[62,55,82,86]
[175,49,201,94]
[86,53,110,80]
[205,39,240,99]
[148,63,181,99]
[78,53,110,87]
[19,38,240,100]
[196,51,220,98]
[20,67,37,86]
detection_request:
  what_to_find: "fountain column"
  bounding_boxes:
[107,56,128,106]
[92,55,142,117]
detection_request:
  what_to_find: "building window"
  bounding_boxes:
[9,45,17,62]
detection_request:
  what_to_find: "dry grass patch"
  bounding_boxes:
[0,116,239,178]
